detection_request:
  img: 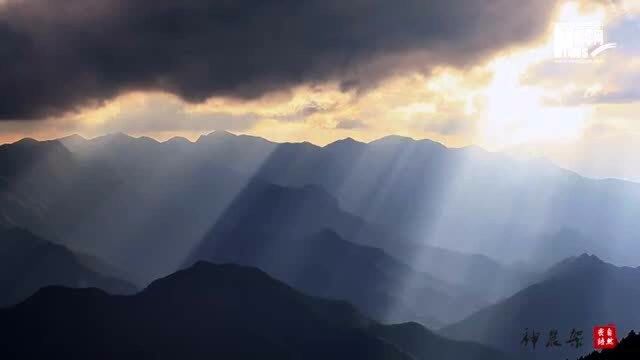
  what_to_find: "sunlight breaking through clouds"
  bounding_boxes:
[0,0,637,179]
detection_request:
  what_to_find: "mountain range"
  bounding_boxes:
[0,261,512,360]
[2,133,606,280]
[0,133,638,359]
[57,131,640,268]
[145,131,638,266]
[0,134,534,326]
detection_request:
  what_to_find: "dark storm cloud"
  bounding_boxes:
[0,0,557,120]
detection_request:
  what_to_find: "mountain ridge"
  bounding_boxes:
[442,254,640,359]
[0,227,136,307]
[0,261,512,360]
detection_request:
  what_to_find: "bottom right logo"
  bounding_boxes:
[593,324,618,350]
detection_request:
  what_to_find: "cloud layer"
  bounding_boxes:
[0,0,557,120]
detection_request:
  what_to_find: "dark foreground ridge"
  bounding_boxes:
[0,261,511,360]
[579,331,640,360]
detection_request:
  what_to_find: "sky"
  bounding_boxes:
[0,0,639,180]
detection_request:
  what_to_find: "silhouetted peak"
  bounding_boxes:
[2,138,68,153]
[402,321,428,330]
[558,253,603,266]
[12,137,39,145]
[59,134,87,142]
[107,132,131,139]
[370,135,415,145]
[94,132,135,144]
[143,260,375,331]
[137,136,159,144]
[277,141,319,151]
[144,261,288,296]
[189,260,253,273]
[381,321,432,334]
[197,130,236,142]
[327,137,365,148]
[545,253,609,280]
[60,134,86,141]
[0,138,72,171]
[181,260,262,275]
[164,136,192,144]
[575,252,604,263]
[58,134,88,149]
[210,130,235,137]
[563,253,607,270]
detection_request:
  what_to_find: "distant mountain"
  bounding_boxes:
[0,134,503,326]
[442,254,640,359]
[269,138,640,266]
[0,227,136,307]
[0,137,124,241]
[56,131,640,267]
[0,135,496,327]
[0,138,74,180]
[0,134,573,298]
[0,138,75,231]
[60,131,277,179]
[0,261,512,360]
[186,179,489,327]
[578,331,640,359]
[372,239,536,302]
[161,132,640,267]
[3,134,259,283]
[0,133,634,312]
